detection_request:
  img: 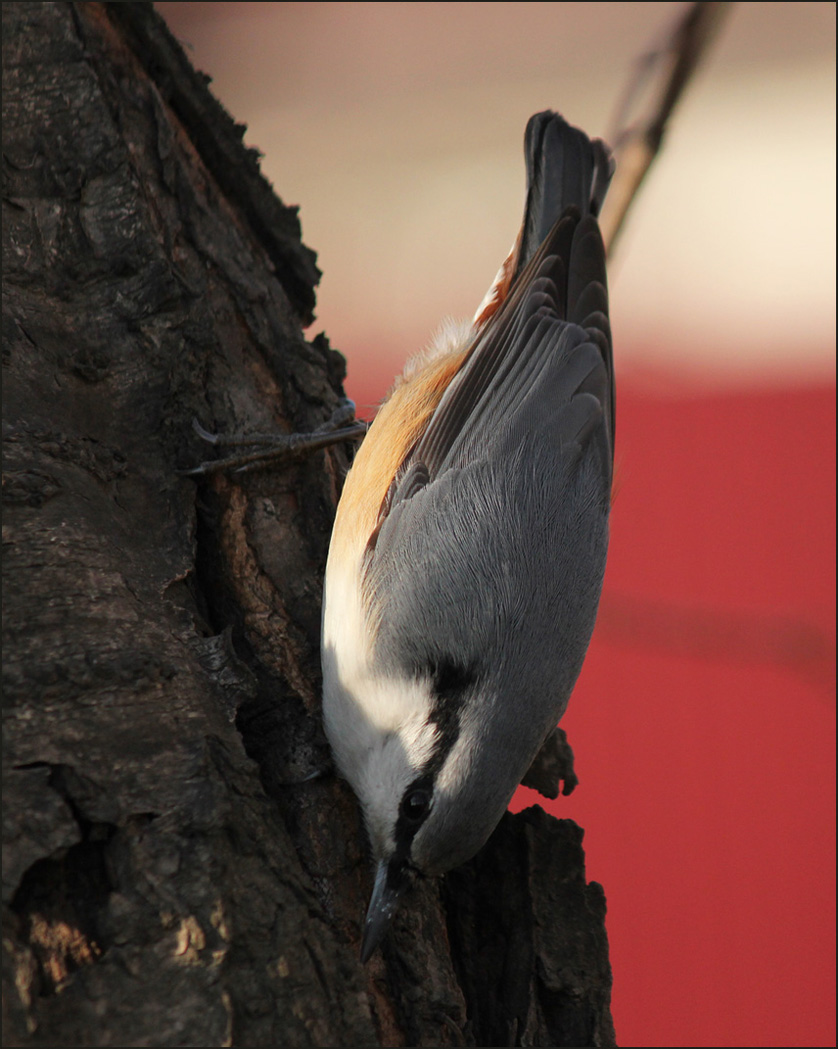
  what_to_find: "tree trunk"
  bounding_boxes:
[1,4,616,1045]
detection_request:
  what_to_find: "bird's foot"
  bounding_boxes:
[182,398,367,477]
[521,725,579,799]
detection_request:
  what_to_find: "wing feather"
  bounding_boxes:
[370,112,614,556]
[385,211,613,511]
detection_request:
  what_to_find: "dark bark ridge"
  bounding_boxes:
[1,4,616,1046]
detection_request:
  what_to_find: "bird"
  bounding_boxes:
[320,110,614,963]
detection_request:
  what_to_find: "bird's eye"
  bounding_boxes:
[400,789,431,824]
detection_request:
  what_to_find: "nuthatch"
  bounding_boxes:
[321,111,615,962]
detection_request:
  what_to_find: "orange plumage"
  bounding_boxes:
[330,345,471,565]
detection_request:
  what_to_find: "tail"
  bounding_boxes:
[473,112,612,330]
[515,111,613,281]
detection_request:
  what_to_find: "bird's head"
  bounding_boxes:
[321,647,529,962]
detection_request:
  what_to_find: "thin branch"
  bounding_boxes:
[600,1,734,255]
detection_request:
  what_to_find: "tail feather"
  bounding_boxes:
[516,111,613,281]
[473,112,612,331]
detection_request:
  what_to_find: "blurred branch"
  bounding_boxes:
[600,1,734,255]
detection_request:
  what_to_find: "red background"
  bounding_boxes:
[349,367,836,1049]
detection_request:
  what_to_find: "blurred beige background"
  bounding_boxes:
[156,2,836,398]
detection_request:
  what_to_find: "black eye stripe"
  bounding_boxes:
[391,659,479,863]
[431,658,476,698]
[408,656,477,699]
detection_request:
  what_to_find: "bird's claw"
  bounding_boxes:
[182,400,367,478]
[191,417,221,444]
[521,726,579,799]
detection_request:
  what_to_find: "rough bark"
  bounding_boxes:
[1,3,616,1046]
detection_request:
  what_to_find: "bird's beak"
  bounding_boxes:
[360,859,407,963]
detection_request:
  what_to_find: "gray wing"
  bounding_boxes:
[373,111,614,529]
[366,113,614,693]
[366,204,614,656]
[383,207,613,518]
